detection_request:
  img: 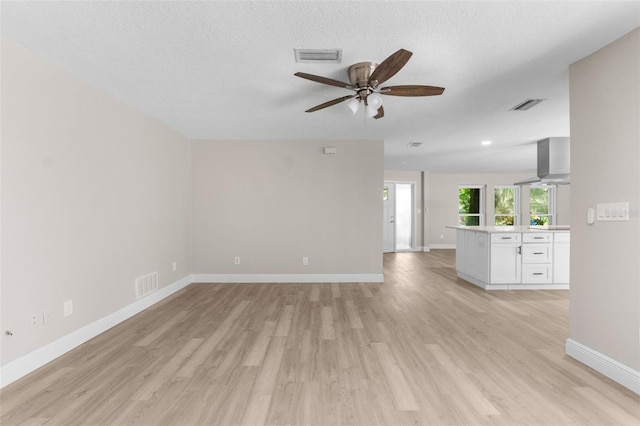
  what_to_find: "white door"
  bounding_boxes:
[383,183,395,253]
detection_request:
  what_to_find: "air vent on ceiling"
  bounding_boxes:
[510,98,545,111]
[407,142,423,147]
[294,49,342,63]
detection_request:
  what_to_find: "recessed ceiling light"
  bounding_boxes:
[407,142,422,147]
[481,140,492,146]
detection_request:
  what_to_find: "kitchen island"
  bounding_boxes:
[447,225,570,290]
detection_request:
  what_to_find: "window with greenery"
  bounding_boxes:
[530,185,556,226]
[459,186,484,226]
[494,186,520,226]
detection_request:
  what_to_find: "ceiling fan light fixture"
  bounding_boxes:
[368,93,383,109]
[365,104,379,118]
[346,97,360,114]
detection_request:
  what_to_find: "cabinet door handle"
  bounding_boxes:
[517,246,522,255]
[533,252,544,255]
[533,272,544,275]
[501,237,512,240]
[533,237,544,239]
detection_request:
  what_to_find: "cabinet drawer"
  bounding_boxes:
[554,232,570,243]
[522,244,552,263]
[523,232,552,243]
[522,264,552,283]
[491,233,521,243]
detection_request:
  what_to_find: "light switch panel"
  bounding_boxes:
[596,202,629,221]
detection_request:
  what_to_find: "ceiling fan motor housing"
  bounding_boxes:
[348,62,378,89]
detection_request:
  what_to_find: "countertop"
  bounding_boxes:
[446,225,570,233]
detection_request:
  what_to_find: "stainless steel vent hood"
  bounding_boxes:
[515,137,570,185]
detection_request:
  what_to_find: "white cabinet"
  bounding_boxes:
[521,232,552,284]
[553,232,570,283]
[490,233,521,284]
[457,230,489,282]
[453,228,570,290]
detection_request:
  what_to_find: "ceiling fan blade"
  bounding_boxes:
[368,49,413,87]
[305,95,357,113]
[380,85,445,97]
[373,106,384,119]
[294,72,353,89]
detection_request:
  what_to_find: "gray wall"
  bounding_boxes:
[569,28,639,370]
[192,139,384,276]
[1,38,192,364]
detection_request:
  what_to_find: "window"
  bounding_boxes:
[459,185,484,226]
[494,186,520,226]
[529,185,556,226]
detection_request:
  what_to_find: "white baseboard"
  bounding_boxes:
[0,275,191,389]
[566,338,640,395]
[427,243,456,249]
[191,273,384,283]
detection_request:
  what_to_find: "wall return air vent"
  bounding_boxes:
[294,49,343,63]
[135,272,158,299]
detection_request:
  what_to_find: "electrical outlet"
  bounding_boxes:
[29,313,41,328]
[235,257,240,265]
[302,257,309,266]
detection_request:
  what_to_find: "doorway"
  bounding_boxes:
[383,182,415,253]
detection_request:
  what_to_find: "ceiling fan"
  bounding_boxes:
[294,49,444,119]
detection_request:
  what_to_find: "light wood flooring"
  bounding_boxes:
[1,250,639,425]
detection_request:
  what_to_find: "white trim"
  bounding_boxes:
[566,338,640,395]
[0,275,191,389]
[191,273,384,283]
[457,272,569,291]
[427,243,456,250]
[393,247,424,253]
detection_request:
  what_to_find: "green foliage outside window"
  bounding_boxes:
[495,187,516,226]
[459,187,481,226]
[530,187,551,226]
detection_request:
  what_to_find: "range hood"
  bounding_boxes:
[515,137,570,185]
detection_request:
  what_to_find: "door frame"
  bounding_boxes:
[383,181,417,253]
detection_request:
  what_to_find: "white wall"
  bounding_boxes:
[568,27,639,378]
[192,139,383,278]
[0,38,192,365]
[424,173,572,247]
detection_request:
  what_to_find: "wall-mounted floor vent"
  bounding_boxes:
[135,272,158,299]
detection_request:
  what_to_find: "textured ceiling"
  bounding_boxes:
[2,1,639,173]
